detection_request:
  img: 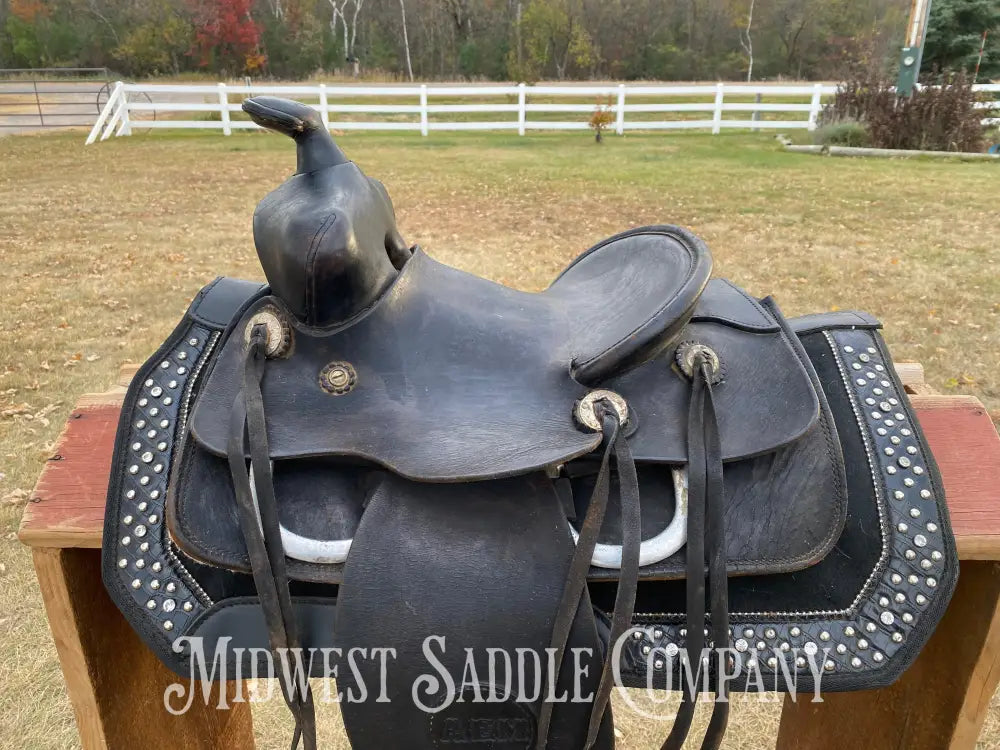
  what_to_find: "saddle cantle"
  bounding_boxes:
[102,97,958,750]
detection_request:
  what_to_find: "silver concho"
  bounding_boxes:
[574,389,629,433]
[244,306,291,358]
[675,341,722,383]
[319,361,358,395]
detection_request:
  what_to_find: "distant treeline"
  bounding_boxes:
[1,0,997,82]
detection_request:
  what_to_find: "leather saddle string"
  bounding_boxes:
[227,326,317,750]
[661,352,731,750]
[534,404,641,750]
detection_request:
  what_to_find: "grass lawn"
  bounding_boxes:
[1,129,998,748]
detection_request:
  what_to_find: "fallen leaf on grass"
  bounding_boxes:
[1,489,29,506]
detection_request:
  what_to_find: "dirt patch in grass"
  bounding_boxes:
[1,129,997,748]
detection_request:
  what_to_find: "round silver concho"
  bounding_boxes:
[675,341,722,384]
[319,361,358,395]
[244,307,291,358]
[574,389,629,433]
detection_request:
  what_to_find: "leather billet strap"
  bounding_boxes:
[537,401,641,750]
[228,325,317,750]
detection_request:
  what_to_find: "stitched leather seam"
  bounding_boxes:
[304,212,339,325]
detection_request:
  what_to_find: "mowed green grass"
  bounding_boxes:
[1,129,998,749]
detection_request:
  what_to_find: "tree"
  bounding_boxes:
[922,0,1000,79]
[188,0,265,74]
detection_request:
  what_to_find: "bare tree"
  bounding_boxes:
[739,0,755,81]
[400,0,414,81]
[327,0,367,74]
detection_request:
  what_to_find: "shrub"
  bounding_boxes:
[588,95,615,144]
[821,67,989,152]
[814,120,871,147]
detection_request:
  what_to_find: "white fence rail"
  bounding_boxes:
[86,81,1000,144]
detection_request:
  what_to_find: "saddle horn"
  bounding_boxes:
[243,97,411,327]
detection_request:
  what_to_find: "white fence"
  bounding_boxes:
[86,81,1000,144]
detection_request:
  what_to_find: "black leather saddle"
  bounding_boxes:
[103,97,958,750]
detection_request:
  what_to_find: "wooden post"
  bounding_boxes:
[419,83,428,137]
[217,83,231,136]
[712,82,725,134]
[518,82,526,136]
[615,83,626,136]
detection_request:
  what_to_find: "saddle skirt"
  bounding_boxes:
[102,97,958,750]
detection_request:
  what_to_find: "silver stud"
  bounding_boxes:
[121,536,131,546]
[790,626,801,637]
[914,534,927,548]
[134,525,146,538]
[148,514,158,524]
[873,652,884,663]
[163,397,173,406]
[879,402,891,412]
[890,436,901,445]
[149,407,158,417]
[893,490,905,500]
[136,419,146,429]
[765,628,776,639]
[189,338,199,346]
[150,580,160,590]
[138,398,148,407]
[137,502,148,512]
[920,489,931,499]
[153,464,163,474]
[905,550,917,560]
[780,642,791,652]
[876,427,888,436]
[898,523,909,533]
[160,419,169,428]
[884,446,895,457]
[767,657,777,669]
[844,345,854,353]
[836,644,847,654]
[631,631,643,640]
[891,573,903,584]
[901,428,912,436]
[892,632,904,643]
[824,660,835,671]
[131,578,142,589]
[757,641,766,651]
[131,442,141,452]
[876,364,885,372]
[915,594,927,605]
[160,361,171,369]
[128,465,139,475]
[903,477,915,487]
[139,542,149,552]
[885,419,896,427]
[906,446,918,455]
[857,639,869,650]
[157,442,167,451]
[927,577,937,588]
[744,628,755,638]
[735,639,748,652]
[178,353,187,362]
[665,643,679,657]
[146,599,157,610]
[141,451,153,463]
[895,413,905,421]
[679,628,687,637]
[886,466,897,475]
[931,550,942,561]
[907,574,918,584]
[895,592,906,603]
[177,366,187,374]
[898,457,911,468]
[880,612,895,626]
[803,642,818,655]
[123,515,134,525]
[150,386,163,398]
[147,429,157,439]
[910,508,921,518]
[139,476,149,486]
[844,626,856,637]
[865,397,876,406]
[865,622,877,633]
[642,644,651,655]
[163,620,174,631]
[851,657,862,668]
[873,387,884,396]
[913,466,924,475]
[653,659,665,669]
[795,656,806,668]
[152,562,162,572]
[125,489,136,500]
[879,596,890,607]
[866,372,876,380]
[819,631,830,641]
[854,363,864,371]
[168,380,178,389]
[857,378,867,387]
[653,628,663,639]
[163,599,176,613]
[183,601,194,612]
[135,559,144,569]
[920,559,932,570]
[880,380,890,387]
[118,558,127,568]
[872,412,883,421]
[902,613,913,624]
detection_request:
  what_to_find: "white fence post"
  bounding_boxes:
[420,84,428,136]
[712,82,725,134]
[86,81,122,145]
[808,83,824,130]
[319,84,330,131]
[217,83,231,136]
[616,84,626,135]
[116,86,132,136]
[518,82,526,136]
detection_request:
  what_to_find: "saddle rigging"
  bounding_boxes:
[102,97,958,750]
